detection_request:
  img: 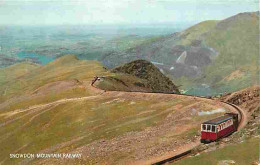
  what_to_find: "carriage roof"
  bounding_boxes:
[202,115,233,125]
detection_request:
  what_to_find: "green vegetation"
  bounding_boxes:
[173,137,259,165]
[96,73,151,92]
[203,12,259,86]
[0,89,201,164]
[176,12,259,95]
[0,55,228,164]
[0,55,108,106]
[2,12,258,96]
[101,12,259,96]
[178,20,219,45]
[0,62,39,86]
[1,87,90,114]
[1,12,259,164]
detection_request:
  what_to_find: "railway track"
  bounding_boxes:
[1,82,246,165]
[222,102,246,131]
[95,86,246,130]
[150,99,245,165]
[95,85,247,164]
[91,84,247,165]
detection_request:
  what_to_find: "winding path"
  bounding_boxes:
[0,85,248,165]
[0,95,99,127]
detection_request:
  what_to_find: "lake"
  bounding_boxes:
[17,52,55,65]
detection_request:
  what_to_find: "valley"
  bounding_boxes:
[0,11,259,165]
[1,12,258,96]
[0,54,257,164]
[0,56,252,164]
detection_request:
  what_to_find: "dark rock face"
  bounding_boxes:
[171,63,198,78]
[102,42,215,78]
[185,48,212,67]
[103,14,257,80]
[151,46,214,78]
[112,60,180,94]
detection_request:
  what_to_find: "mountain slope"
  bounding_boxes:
[101,11,259,96]
[0,56,238,165]
[0,55,180,111]
[202,12,259,82]
[177,20,219,46]
[0,55,108,110]
[189,12,259,96]
[0,62,39,86]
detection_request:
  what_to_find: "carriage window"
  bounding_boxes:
[202,124,206,131]
[207,125,211,131]
[212,126,216,132]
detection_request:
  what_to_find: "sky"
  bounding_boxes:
[0,0,258,25]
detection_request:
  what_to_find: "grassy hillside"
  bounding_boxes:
[95,73,152,92]
[0,90,229,165]
[173,137,259,165]
[0,62,39,86]
[0,55,108,109]
[202,12,259,85]
[0,55,180,111]
[176,12,259,95]
[0,56,234,165]
[178,20,219,46]
[0,11,258,163]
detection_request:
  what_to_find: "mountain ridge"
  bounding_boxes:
[101,11,259,96]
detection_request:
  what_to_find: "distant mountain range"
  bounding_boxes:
[101,11,259,96]
[1,11,258,96]
[0,12,259,164]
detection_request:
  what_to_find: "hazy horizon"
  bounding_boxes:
[0,0,258,26]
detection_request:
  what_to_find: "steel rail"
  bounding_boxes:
[92,84,245,165]
[150,100,244,165]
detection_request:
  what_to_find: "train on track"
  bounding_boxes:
[201,113,239,143]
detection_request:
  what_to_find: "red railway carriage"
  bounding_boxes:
[201,113,239,143]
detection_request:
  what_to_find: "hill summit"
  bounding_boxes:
[112,60,180,94]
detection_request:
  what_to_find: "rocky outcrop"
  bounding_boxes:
[220,86,259,113]
[112,60,180,94]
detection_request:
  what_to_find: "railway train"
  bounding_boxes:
[201,113,239,143]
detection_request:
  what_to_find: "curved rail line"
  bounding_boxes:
[1,83,244,165]
[93,83,246,164]
[223,102,245,131]
[94,84,247,165]
[150,100,245,165]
